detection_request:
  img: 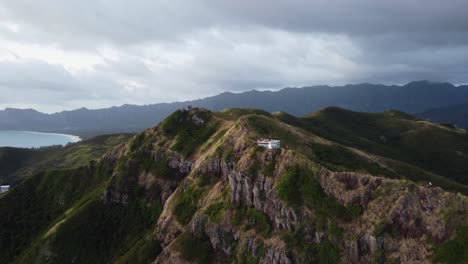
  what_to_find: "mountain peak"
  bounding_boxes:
[404,80,455,88]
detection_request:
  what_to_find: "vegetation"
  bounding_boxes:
[245,114,299,147]
[173,183,203,224]
[308,142,392,176]
[291,107,468,186]
[161,109,219,157]
[276,165,361,221]
[205,202,225,223]
[314,239,340,264]
[432,226,468,264]
[45,199,161,264]
[197,174,211,187]
[281,228,340,264]
[236,242,265,264]
[113,233,161,264]
[0,166,109,263]
[174,231,212,263]
[223,146,234,161]
[1,107,468,263]
[232,207,271,237]
[263,151,277,177]
[0,134,131,185]
[0,147,36,184]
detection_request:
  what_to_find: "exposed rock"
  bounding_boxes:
[205,224,236,256]
[317,168,383,208]
[191,214,205,234]
[192,114,205,126]
[261,247,291,264]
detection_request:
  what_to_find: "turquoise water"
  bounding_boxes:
[0,131,81,148]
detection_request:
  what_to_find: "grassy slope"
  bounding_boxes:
[275,107,468,191]
[0,134,132,185]
[0,148,37,184]
[0,109,219,263]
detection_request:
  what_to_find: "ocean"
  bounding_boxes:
[0,131,81,148]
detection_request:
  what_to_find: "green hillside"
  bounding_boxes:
[276,107,468,186]
[0,107,466,264]
[0,134,132,185]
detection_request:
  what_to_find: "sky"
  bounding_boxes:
[0,0,467,113]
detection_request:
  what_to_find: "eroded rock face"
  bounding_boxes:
[198,158,234,181]
[261,247,292,264]
[165,150,193,175]
[317,168,383,208]
[101,142,128,164]
[147,120,467,264]
[205,223,236,256]
[228,171,299,231]
[388,186,453,242]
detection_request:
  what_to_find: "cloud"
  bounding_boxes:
[0,1,467,112]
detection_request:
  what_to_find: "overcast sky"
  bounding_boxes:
[1,0,467,113]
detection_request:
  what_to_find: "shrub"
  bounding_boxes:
[247,159,260,178]
[263,152,277,177]
[174,232,212,263]
[172,183,202,225]
[160,110,185,135]
[432,226,468,264]
[276,165,361,221]
[233,207,271,237]
[172,121,218,157]
[315,240,339,264]
[373,221,391,237]
[223,147,234,161]
[197,174,210,187]
[114,233,161,264]
[276,166,302,206]
[205,202,225,223]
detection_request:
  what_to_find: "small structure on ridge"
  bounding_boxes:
[0,185,10,193]
[256,139,281,149]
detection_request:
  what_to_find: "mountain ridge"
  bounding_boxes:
[2,81,468,137]
[0,107,467,263]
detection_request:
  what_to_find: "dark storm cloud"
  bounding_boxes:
[0,0,467,112]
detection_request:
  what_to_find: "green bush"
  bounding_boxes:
[237,243,265,264]
[172,183,202,225]
[432,226,468,264]
[113,233,161,264]
[276,166,302,206]
[173,123,218,157]
[247,158,260,178]
[315,240,339,264]
[263,152,277,177]
[197,174,210,187]
[276,165,361,221]
[233,207,271,237]
[160,110,185,135]
[174,232,212,263]
[205,202,225,223]
[281,228,339,263]
[373,221,391,237]
[223,147,234,161]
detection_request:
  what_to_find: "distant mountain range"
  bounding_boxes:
[1,81,468,137]
[418,102,468,128]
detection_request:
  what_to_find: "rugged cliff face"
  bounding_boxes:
[1,108,467,264]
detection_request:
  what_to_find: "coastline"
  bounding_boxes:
[0,130,82,148]
[21,131,82,143]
